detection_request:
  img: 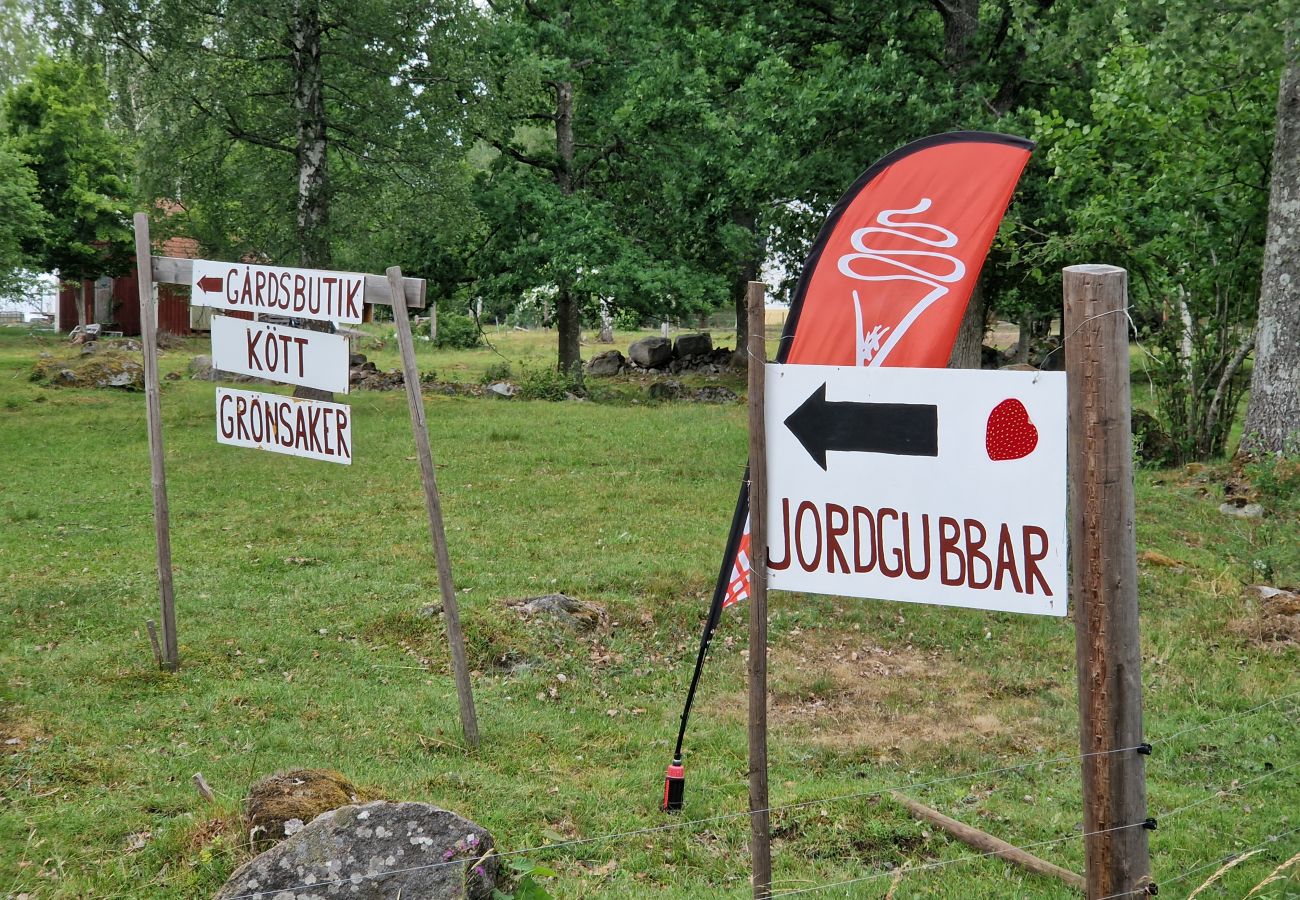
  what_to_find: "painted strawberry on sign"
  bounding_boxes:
[986,398,1039,460]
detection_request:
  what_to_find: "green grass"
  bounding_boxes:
[1,326,1297,899]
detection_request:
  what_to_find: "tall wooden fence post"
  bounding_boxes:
[1064,264,1152,899]
[133,213,179,671]
[746,281,772,899]
[386,266,480,749]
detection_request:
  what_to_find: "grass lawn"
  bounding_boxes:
[1,325,1297,899]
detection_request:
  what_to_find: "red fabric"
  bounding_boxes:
[724,136,1032,608]
[786,140,1031,368]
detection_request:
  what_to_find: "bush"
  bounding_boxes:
[481,361,513,384]
[433,311,482,349]
[517,365,585,401]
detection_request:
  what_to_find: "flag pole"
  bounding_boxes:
[662,477,750,812]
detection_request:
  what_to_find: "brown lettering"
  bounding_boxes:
[1022,526,1052,595]
[877,508,902,577]
[794,501,822,572]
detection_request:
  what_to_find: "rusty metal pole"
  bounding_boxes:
[746,282,772,899]
[1064,264,1152,899]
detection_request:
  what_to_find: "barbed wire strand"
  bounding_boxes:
[765,761,1299,899]
[766,820,1148,897]
[1092,825,1300,900]
[1151,689,1300,746]
[217,704,1299,900]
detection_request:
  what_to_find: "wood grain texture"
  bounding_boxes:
[1064,264,1151,899]
[134,214,179,672]
[387,266,480,749]
[746,282,771,899]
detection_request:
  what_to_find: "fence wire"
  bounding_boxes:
[216,690,1299,900]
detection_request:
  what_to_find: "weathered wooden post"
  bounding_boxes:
[387,266,481,749]
[1063,264,1152,899]
[746,281,772,899]
[133,213,179,671]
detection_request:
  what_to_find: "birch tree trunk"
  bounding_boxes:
[1242,29,1300,456]
[289,0,334,402]
[292,0,329,270]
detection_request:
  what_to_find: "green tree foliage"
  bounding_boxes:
[470,0,726,373]
[2,54,133,324]
[1027,3,1281,461]
[0,0,47,92]
[0,139,48,300]
[55,0,480,273]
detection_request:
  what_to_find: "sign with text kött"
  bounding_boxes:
[191,259,365,324]
[216,387,352,465]
[765,364,1067,616]
[210,315,350,395]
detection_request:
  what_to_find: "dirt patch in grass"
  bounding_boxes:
[1230,586,1300,650]
[0,716,47,755]
[710,630,1059,756]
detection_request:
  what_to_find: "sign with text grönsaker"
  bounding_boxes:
[764,364,1067,616]
[191,259,365,324]
[216,387,352,465]
[210,315,350,395]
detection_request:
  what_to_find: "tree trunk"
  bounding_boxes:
[77,280,88,331]
[1242,29,1300,456]
[291,0,329,270]
[289,0,334,401]
[947,279,986,368]
[553,79,582,373]
[556,283,582,375]
[939,0,980,70]
[597,297,614,343]
[732,210,759,365]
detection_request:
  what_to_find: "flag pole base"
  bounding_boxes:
[662,760,685,812]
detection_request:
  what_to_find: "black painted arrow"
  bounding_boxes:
[784,382,938,469]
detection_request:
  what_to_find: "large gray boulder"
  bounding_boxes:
[585,349,625,376]
[673,332,712,358]
[628,337,672,369]
[215,801,498,900]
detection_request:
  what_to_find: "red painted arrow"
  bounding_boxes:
[196,275,224,294]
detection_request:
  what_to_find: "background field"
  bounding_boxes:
[1,326,1297,899]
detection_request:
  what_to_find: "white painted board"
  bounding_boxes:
[215,387,352,465]
[210,315,350,395]
[191,259,365,324]
[764,364,1067,616]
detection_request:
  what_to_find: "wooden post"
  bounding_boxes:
[1063,265,1151,899]
[134,213,179,672]
[888,792,1085,891]
[746,281,772,899]
[386,266,481,749]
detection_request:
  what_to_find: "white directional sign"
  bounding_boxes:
[764,364,1067,616]
[216,387,352,465]
[191,259,365,324]
[210,315,350,395]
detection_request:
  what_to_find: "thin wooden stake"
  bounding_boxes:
[192,772,216,804]
[888,791,1085,891]
[746,281,772,899]
[145,620,162,667]
[134,213,178,672]
[1064,264,1150,899]
[386,266,480,749]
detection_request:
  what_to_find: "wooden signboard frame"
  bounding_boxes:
[746,266,1150,899]
[132,214,480,748]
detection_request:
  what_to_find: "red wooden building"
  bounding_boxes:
[58,233,203,336]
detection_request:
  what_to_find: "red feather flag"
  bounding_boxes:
[664,132,1034,811]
